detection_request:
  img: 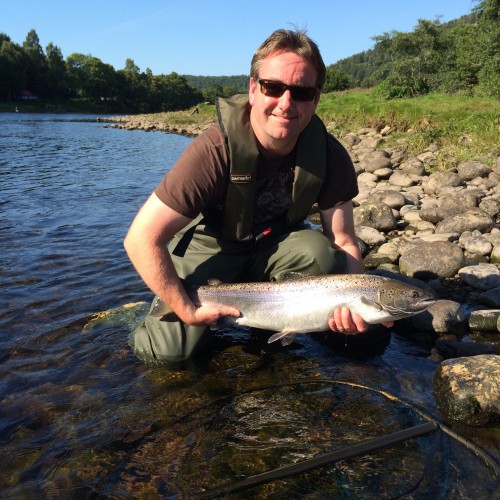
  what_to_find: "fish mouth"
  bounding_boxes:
[382,297,436,316]
[416,297,437,309]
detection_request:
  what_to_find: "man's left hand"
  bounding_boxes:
[328,307,393,334]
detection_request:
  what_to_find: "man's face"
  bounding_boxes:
[249,51,319,156]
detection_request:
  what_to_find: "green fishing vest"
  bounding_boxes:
[214,94,327,242]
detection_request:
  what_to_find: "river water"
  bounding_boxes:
[0,113,497,497]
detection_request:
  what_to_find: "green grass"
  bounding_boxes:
[316,90,500,169]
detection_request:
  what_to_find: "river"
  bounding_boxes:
[0,113,497,497]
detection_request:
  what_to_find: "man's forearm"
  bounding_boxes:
[125,236,195,322]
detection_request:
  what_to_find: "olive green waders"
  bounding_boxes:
[131,219,347,366]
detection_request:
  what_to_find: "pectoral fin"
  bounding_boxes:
[150,297,174,318]
[359,296,383,312]
[267,330,296,346]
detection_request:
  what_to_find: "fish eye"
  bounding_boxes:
[411,290,419,298]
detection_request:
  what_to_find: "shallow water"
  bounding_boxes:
[0,113,497,497]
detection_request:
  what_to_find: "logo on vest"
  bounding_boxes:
[230,173,252,183]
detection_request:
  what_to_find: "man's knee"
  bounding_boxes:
[274,229,347,277]
[131,309,209,365]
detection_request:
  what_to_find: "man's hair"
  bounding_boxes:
[250,29,326,90]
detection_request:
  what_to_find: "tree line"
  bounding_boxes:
[0,31,249,112]
[324,0,499,99]
[1,0,498,112]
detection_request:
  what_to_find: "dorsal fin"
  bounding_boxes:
[207,278,223,286]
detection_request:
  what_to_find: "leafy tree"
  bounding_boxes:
[45,42,66,98]
[22,29,48,96]
[323,66,353,92]
[0,38,28,100]
[66,53,117,100]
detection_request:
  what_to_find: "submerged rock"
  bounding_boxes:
[433,354,500,427]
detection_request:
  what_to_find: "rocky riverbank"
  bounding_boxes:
[103,114,500,428]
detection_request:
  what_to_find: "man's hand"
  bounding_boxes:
[328,307,394,334]
[181,303,241,327]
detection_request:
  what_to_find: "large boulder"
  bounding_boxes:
[433,355,500,426]
[399,241,465,280]
[353,202,398,232]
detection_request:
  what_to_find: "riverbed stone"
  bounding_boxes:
[434,339,495,358]
[355,225,387,246]
[457,161,492,181]
[468,310,500,332]
[491,246,500,264]
[478,288,500,308]
[400,158,426,176]
[353,202,398,232]
[458,231,493,256]
[433,355,500,427]
[399,241,465,279]
[435,209,494,235]
[369,190,407,209]
[362,156,393,173]
[458,263,500,291]
[410,300,465,335]
[422,171,463,195]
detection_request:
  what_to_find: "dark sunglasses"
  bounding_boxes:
[256,77,318,102]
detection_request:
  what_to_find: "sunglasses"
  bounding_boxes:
[256,77,318,102]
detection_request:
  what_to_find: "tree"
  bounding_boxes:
[22,29,48,96]
[323,66,353,92]
[66,53,117,100]
[0,39,28,100]
[45,42,66,98]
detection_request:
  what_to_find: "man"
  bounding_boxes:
[125,29,376,366]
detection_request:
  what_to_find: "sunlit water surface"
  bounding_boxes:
[0,113,497,497]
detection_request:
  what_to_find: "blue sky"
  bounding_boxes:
[2,0,478,76]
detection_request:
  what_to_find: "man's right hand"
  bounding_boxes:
[182,303,241,327]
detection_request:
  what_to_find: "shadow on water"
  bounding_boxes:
[0,304,497,498]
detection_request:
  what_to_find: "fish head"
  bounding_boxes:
[376,279,436,318]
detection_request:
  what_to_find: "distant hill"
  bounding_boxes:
[182,74,248,93]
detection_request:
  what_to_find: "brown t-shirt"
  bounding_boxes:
[155,124,358,231]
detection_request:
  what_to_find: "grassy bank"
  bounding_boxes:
[317,90,500,169]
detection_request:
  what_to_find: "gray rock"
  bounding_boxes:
[423,171,463,195]
[353,202,398,232]
[478,288,500,308]
[468,309,500,332]
[411,299,465,334]
[400,158,426,176]
[364,252,399,268]
[355,225,387,246]
[435,339,495,358]
[433,355,500,426]
[459,231,493,256]
[458,263,500,291]
[389,171,414,188]
[362,156,393,173]
[369,190,406,209]
[399,241,465,279]
[435,209,494,235]
[457,161,493,181]
[418,233,459,243]
[479,197,500,218]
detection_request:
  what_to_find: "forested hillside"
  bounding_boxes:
[0,0,497,113]
[325,1,499,99]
